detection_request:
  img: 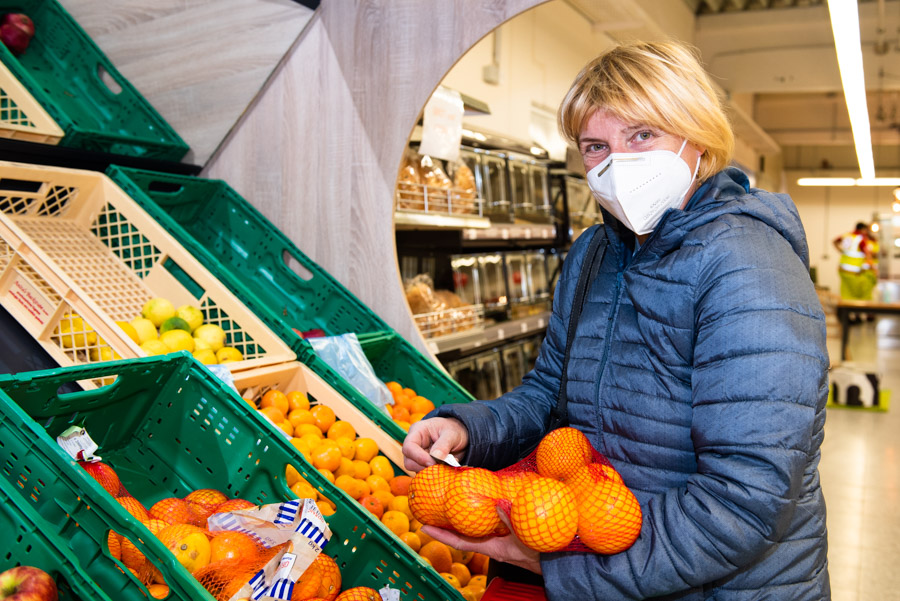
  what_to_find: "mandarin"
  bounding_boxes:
[215,498,256,514]
[291,559,323,600]
[335,437,356,460]
[291,479,319,500]
[286,464,304,487]
[445,468,503,537]
[260,389,289,416]
[311,405,336,434]
[450,562,472,586]
[311,444,343,472]
[381,510,410,536]
[327,420,357,441]
[317,500,336,516]
[389,475,412,497]
[410,396,435,414]
[314,553,342,601]
[108,531,121,560]
[510,476,577,552]
[399,531,422,552]
[386,381,403,394]
[365,474,390,493]
[335,587,382,601]
[441,573,462,589]
[535,427,593,481]
[353,438,379,462]
[368,456,394,481]
[419,540,453,574]
[259,405,286,424]
[286,390,310,412]
[289,409,317,429]
[147,584,169,599]
[389,495,413,520]
[334,458,355,478]
[408,464,456,528]
[209,531,260,563]
[117,496,149,522]
[359,494,384,519]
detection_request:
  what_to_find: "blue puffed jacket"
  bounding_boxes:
[434,168,830,600]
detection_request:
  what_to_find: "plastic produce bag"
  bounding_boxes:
[308,333,393,414]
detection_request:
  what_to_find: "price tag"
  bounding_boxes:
[379,587,401,601]
[496,328,505,339]
[520,321,528,333]
[500,228,509,240]
[57,426,100,461]
[430,450,461,467]
[538,318,546,328]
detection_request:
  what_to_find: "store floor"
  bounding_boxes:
[822,317,900,601]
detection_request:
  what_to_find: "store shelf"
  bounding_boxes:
[394,210,491,230]
[462,221,556,242]
[429,310,550,355]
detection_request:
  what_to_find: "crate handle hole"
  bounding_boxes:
[147,180,185,196]
[97,65,123,95]
[0,178,42,193]
[283,251,314,281]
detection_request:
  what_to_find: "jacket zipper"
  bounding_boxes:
[592,269,624,443]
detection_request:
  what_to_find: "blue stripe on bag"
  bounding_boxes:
[274,499,301,525]
[296,520,329,548]
[268,578,295,600]
[249,570,267,600]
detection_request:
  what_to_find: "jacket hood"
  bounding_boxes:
[601,167,811,269]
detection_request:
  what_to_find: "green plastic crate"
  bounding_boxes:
[0,0,189,160]
[0,353,464,601]
[0,473,114,601]
[106,166,475,444]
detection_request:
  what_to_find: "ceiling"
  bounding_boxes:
[562,0,900,179]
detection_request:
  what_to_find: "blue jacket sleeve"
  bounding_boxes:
[540,220,829,599]
[432,226,601,470]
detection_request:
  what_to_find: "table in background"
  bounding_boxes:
[836,299,900,360]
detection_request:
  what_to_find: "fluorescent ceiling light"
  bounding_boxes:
[797,177,900,186]
[827,0,875,180]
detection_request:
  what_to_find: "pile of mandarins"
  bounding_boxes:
[79,460,344,601]
[384,381,435,432]
[408,427,643,554]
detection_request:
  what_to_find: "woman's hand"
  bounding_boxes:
[402,417,469,473]
[421,510,542,575]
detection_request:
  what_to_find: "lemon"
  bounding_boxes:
[160,316,191,334]
[193,324,226,352]
[192,348,217,365]
[140,339,170,356]
[193,337,212,352]
[130,317,158,343]
[175,305,204,332]
[56,314,97,348]
[159,329,194,353]
[216,347,243,363]
[89,347,121,362]
[116,321,141,345]
[142,298,175,327]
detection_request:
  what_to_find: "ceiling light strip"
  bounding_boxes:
[827,0,875,180]
[797,177,900,186]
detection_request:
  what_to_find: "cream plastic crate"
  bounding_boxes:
[232,361,410,476]
[0,61,64,144]
[0,161,295,387]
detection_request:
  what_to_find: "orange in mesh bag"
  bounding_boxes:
[410,427,643,555]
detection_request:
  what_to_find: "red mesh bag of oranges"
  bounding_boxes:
[408,427,642,554]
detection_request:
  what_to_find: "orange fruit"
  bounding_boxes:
[441,572,462,589]
[351,459,371,480]
[359,494,384,519]
[365,474,390,493]
[184,489,228,526]
[288,409,317,429]
[335,474,368,500]
[381,510,410,536]
[259,405,286,424]
[335,437,356,460]
[450,562,472,587]
[215,498,256,514]
[386,381,403,394]
[108,531,121,560]
[314,553,342,601]
[311,405,336,434]
[335,587,382,601]
[401,387,416,398]
[509,476,577,552]
[286,390,310,412]
[319,468,336,484]
[445,468,503,537]
[353,438,379,462]
[389,475,412,497]
[317,500,336,516]
[147,583,169,599]
[399,531,421,552]
[117,496,150,522]
[419,540,453,574]
[311,444,342,472]
[277,420,294,437]
[389,495,412,519]
[286,464,304,487]
[572,474,642,554]
[156,523,211,574]
[291,479,319,501]
[391,405,411,423]
[327,420,357,441]
[368,456,394,481]
[209,531,260,563]
[260,389,289,416]
[119,531,148,572]
[372,489,394,510]
[499,471,541,501]
[535,427,593,481]
[410,396,435,414]
[334,457,355,478]
[566,462,623,492]
[458,587,478,601]
[149,497,192,525]
[408,464,456,528]
[292,559,323,600]
[396,421,411,432]
[297,423,326,439]
[409,413,426,424]
[469,573,488,589]
[79,461,122,496]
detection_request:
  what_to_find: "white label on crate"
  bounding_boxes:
[501,228,509,240]
[538,317,546,328]
[57,426,101,462]
[9,272,52,327]
[428,341,439,354]
[521,321,528,333]
[379,587,401,601]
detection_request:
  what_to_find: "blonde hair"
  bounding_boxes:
[558,41,734,182]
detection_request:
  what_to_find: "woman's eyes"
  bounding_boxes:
[584,143,606,153]
[635,131,653,142]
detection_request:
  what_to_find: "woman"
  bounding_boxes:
[403,41,829,600]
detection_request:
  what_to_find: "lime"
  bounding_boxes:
[192,348,217,365]
[160,316,191,334]
[175,305,204,332]
[142,297,175,327]
[130,317,158,344]
[56,314,97,348]
[140,339,170,356]
[159,329,195,353]
[193,324,226,352]
[116,321,141,345]
[215,346,243,363]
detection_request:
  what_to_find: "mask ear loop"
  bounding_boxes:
[675,140,702,207]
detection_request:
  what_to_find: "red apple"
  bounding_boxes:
[0,13,34,55]
[0,566,58,601]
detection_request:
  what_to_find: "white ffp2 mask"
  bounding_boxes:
[586,140,699,235]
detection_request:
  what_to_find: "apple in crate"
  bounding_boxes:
[0,566,58,601]
[0,13,35,55]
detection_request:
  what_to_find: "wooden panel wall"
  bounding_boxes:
[59,0,314,165]
[205,0,548,358]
